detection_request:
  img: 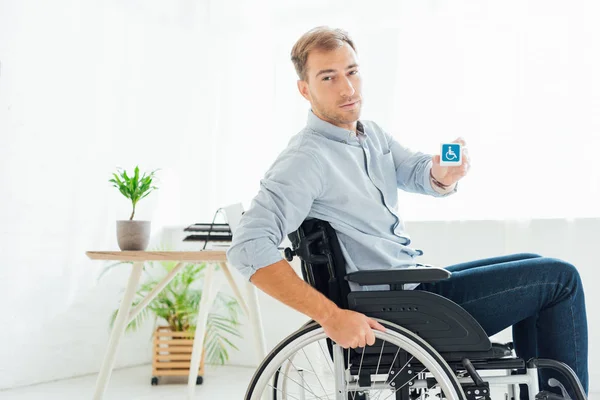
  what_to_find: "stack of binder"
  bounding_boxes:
[183,223,233,247]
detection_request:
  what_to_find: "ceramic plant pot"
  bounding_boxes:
[116,220,151,251]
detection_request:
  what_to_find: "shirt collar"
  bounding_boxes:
[306,109,366,144]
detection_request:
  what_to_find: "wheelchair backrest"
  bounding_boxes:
[287,219,351,309]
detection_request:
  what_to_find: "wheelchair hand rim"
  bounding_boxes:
[245,319,467,400]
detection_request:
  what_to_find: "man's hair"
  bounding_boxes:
[290,26,356,81]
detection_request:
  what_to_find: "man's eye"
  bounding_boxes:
[349,70,359,75]
[322,76,333,81]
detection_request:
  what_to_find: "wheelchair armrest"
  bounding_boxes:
[345,266,451,286]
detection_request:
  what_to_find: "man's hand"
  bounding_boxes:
[251,260,386,349]
[249,253,387,349]
[319,309,387,349]
[431,137,471,186]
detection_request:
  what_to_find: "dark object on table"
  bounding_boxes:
[183,222,233,249]
[184,223,231,233]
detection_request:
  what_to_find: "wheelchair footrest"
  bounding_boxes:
[463,383,491,400]
[462,358,491,400]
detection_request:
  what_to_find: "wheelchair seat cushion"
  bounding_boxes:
[441,342,514,361]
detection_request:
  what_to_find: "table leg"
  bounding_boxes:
[219,262,249,315]
[127,261,185,323]
[187,263,221,399]
[93,261,143,400]
[246,281,268,361]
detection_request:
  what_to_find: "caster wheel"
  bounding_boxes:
[196,376,203,385]
[151,377,159,386]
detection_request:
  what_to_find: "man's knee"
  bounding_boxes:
[544,258,582,288]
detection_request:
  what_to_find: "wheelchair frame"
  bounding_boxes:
[244,218,587,400]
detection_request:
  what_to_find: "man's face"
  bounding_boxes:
[298,42,362,130]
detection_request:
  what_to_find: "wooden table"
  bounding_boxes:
[86,251,267,400]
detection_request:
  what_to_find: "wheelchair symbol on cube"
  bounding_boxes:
[440,143,462,166]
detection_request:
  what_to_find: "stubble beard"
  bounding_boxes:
[312,96,362,128]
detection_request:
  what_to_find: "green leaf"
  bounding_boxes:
[134,166,139,187]
[110,166,159,216]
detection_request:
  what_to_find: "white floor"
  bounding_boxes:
[1,364,595,400]
[0,364,255,399]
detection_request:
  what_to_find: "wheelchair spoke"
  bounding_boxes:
[301,348,331,400]
[289,359,328,400]
[268,381,335,400]
[380,367,427,400]
[372,356,414,400]
[385,347,402,378]
[348,347,351,374]
[369,340,386,393]
[267,383,304,400]
[278,368,320,399]
[350,346,367,400]
[276,358,328,400]
[318,341,335,376]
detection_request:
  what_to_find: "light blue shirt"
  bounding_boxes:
[226,110,457,290]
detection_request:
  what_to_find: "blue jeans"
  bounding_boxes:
[415,253,588,399]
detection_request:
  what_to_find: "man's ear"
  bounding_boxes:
[297,80,310,101]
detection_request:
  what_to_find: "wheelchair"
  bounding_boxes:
[244,219,587,400]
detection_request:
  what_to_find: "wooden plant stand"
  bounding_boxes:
[151,326,206,386]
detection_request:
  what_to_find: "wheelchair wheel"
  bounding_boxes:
[246,319,466,400]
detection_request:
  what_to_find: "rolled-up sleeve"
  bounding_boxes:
[226,148,324,281]
[385,132,457,198]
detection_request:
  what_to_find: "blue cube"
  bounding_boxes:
[440,143,462,165]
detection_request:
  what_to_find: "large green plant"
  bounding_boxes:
[103,256,242,365]
[109,166,158,220]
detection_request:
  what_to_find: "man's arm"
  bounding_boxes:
[383,132,458,197]
[250,259,385,348]
[226,148,323,280]
[225,148,335,323]
[227,147,385,348]
[250,259,337,324]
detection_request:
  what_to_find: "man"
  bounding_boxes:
[226,27,587,399]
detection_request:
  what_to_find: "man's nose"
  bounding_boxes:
[340,77,355,98]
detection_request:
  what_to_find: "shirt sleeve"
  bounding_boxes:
[384,131,457,198]
[226,148,324,281]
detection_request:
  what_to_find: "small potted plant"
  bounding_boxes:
[109,165,158,250]
[103,253,243,386]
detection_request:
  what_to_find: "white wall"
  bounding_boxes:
[0,0,221,389]
[1,0,598,394]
